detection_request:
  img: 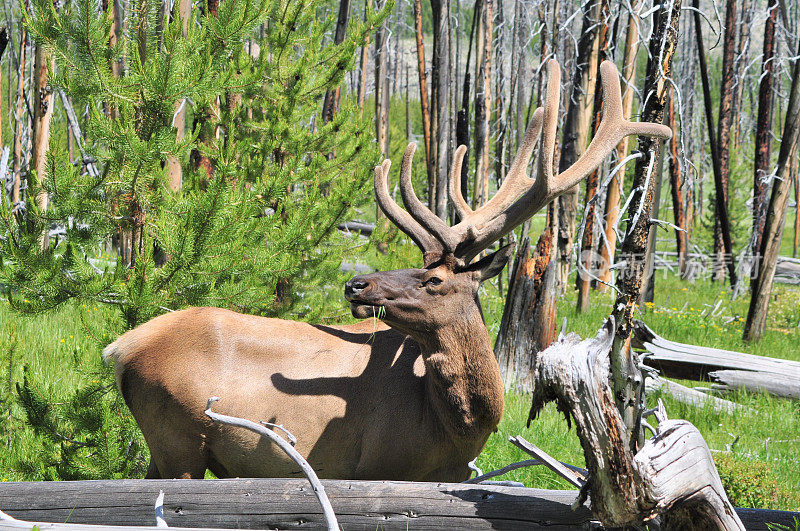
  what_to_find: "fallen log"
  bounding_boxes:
[0,478,796,530]
[337,221,375,236]
[634,321,800,399]
[645,376,754,414]
[708,370,800,400]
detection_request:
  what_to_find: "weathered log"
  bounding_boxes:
[634,321,800,392]
[645,376,754,413]
[0,479,794,530]
[0,479,593,530]
[531,319,744,530]
[708,370,800,400]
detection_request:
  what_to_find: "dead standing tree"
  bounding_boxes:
[751,0,779,255]
[575,0,610,312]
[557,0,601,291]
[597,0,641,291]
[430,0,450,219]
[693,0,737,286]
[609,0,679,444]
[712,0,737,283]
[744,33,800,342]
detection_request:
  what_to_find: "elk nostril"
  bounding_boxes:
[351,280,369,291]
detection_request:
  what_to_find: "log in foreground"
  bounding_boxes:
[0,479,797,530]
[531,319,746,530]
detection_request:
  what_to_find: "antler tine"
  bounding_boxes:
[397,143,460,252]
[373,159,444,261]
[536,59,562,197]
[448,145,472,220]
[449,60,557,263]
[550,60,672,195]
[455,59,671,264]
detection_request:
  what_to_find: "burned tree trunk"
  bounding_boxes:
[752,0,778,256]
[30,44,54,211]
[11,27,26,213]
[166,0,189,191]
[530,320,744,530]
[411,0,433,194]
[610,0,680,447]
[712,0,737,282]
[598,0,640,291]
[744,36,800,342]
[693,0,737,286]
[495,208,558,391]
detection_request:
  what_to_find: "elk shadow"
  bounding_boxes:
[269,324,426,479]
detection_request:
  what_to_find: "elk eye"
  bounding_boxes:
[425,277,443,287]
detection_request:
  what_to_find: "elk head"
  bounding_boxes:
[346,60,671,337]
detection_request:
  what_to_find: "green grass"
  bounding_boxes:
[0,267,798,509]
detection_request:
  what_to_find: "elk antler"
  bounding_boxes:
[373,59,672,267]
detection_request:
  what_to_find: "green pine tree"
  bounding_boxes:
[1,0,388,479]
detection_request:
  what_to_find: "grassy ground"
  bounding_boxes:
[1,267,798,509]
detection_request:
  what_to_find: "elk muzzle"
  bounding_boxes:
[344,276,380,319]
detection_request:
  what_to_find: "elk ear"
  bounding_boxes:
[464,243,515,282]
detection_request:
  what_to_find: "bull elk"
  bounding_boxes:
[104,60,670,481]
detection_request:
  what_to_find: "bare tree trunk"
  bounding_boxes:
[667,89,688,276]
[30,42,55,249]
[0,29,6,148]
[597,0,639,291]
[412,0,433,204]
[795,165,799,258]
[693,0,737,285]
[405,63,412,141]
[11,28,26,212]
[357,0,373,118]
[730,0,753,151]
[557,0,601,292]
[744,38,800,342]
[322,0,352,125]
[576,0,610,312]
[473,0,492,207]
[166,0,190,191]
[752,0,778,256]
[712,0,737,282]
[430,0,450,220]
[374,0,389,158]
[610,0,681,449]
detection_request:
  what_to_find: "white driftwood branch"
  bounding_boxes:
[508,436,588,488]
[154,491,168,528]
[531,319,744,530]
[204,398,339,531]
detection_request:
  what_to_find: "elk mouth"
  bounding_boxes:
[348,301,386,319]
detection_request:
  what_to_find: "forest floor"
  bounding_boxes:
[0,268,798,510]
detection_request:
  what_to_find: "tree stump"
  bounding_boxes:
[530,319,744,530]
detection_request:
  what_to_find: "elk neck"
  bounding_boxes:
[412,299,505,443]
